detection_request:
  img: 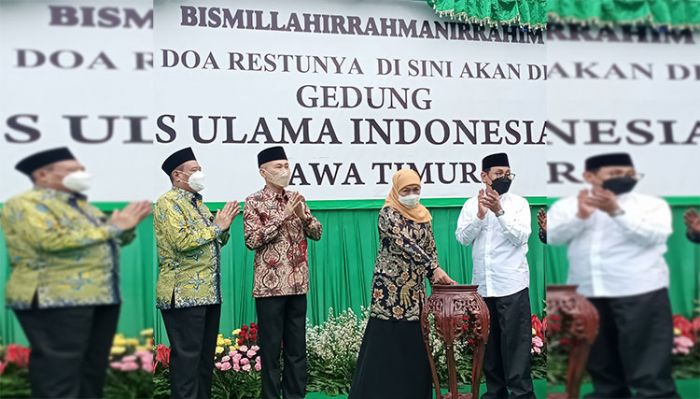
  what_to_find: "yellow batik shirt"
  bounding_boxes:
[1,188,135,309]
[154,188,230,309]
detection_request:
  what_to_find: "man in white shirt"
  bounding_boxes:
[548,152,678,399]
[455,153,534,399]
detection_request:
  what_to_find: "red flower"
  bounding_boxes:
[5,344,30,368]
[673,315,694,342]
[0,361,6,376]
[559,338,571,347]
[251,322,257,329]
[531,315,543,339]
[546,314,561,334]
[241,325,249,332]
[155,344,170,370]
[692,317,700,334]
[237,338,245,346]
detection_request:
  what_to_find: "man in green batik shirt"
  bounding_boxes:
[154,147,239,399]
[1,147,151,398]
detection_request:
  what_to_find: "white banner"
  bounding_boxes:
[546,25,700,197]
[1,1,696,203]
[0,0,547,202]
[0,0,157,202]
[153,0,548,201]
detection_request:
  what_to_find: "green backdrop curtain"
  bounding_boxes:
[425,0,700,29]
[1,201,697,345]
[427,0,547,28]
[1,202,546,345]
[548,0,700,29]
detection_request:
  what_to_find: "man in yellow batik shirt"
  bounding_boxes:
[1,147,151,398]
[154,147,239,399]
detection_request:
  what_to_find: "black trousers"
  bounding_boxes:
[256,294,307,399]
[585,288,678,399]
[482,288,535,399]
[161,304,221,399]
[14,302,120,399]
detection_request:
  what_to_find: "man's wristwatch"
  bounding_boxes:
[610,208,625,217]
[495,209,505,217]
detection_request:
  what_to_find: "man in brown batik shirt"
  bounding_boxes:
[243,146,322,399]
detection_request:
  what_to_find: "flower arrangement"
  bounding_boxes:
[210,323,263,399]
[531,314,544,355]
[670,315,700,379]
[2,311,697,398]
[109,328,154,372]
[306,307,368,395]
[103,328,155,399]
[0,329,155,399]
[0,343,31,398]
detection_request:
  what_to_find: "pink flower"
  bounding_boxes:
[122,355,137,363]
[242,364,251,372]
[233,363,240,372]
[142,362,154,373]
[672,336,694,355]
[220,362,232,371]
[229,351,236,357]
[251,345,260,352]
[247,350,257,358]
[136,350,153,362]
[255,356,261,364]
[241,358,250,365]
[121,361,139,371]
[692,317,700,334]
[110,362,122,370]
[0,361,6,376]
[232,353,242,362]
[239,345,249,352]
[531,335,544,354]
[254,362,262,371]
[221,356,231,362]
[215,362,222,370]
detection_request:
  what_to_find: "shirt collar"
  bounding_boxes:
[262,185,288,200]
[173,186,202,203]
[36,187,86,203]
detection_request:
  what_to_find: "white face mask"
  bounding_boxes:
[265,169,291,188]
[398,194,420,208]
[186,171,206,192]
[62,171,92,193]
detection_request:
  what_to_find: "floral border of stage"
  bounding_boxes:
[1,308,698,398]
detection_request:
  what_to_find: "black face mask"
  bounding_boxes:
[602,176,637,195]
[490,177,512,195]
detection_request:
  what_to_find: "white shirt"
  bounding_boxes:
[547,192,672,298]
[455,192,531,298]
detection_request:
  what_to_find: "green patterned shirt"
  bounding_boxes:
[154,188,230,309]
[1,188,134,309]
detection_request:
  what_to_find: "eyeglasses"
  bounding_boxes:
[492,172,516,181]
[607,172,644,180]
